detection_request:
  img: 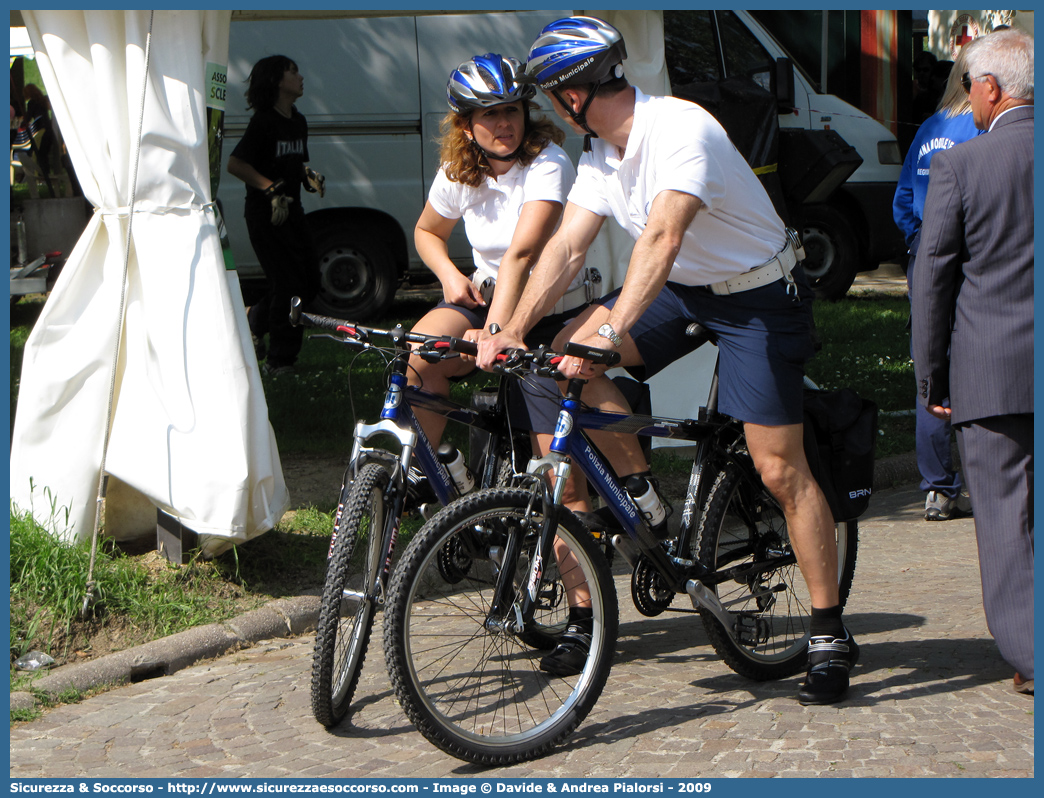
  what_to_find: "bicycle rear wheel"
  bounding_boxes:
[311,463,392,727]
[383,488,618,765]
[695,463,858,680]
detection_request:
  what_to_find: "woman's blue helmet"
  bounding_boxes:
[447,53,536,114]
[524,16,627,90]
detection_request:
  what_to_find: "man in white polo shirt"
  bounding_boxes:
[477,16,858,705]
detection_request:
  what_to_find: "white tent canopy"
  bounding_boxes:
[10,10,288,554]
[8,9,710,553]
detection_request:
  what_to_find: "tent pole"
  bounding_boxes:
[82,10,156,619]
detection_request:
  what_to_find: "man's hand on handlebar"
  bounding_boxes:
[557,331,613,379]
[476,327,528,372]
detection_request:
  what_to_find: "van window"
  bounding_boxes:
[663,10,721,88]
[717,11,775,92]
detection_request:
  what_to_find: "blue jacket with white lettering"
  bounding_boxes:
[893,110,980,246]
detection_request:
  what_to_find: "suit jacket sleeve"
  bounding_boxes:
[911,150,964,407]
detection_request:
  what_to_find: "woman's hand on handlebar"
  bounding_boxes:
[442,272,486,309]
[476,327,527,372]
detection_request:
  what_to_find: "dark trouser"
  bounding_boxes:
[245,208,319,367]
[956,413,1034,679]
[907,237,962,496]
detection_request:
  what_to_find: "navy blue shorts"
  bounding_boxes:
[597,272,816,426]
[435,301,584,434]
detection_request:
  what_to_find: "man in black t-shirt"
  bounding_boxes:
[228,55,323,375]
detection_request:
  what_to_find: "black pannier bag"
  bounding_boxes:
[802,387,878,522]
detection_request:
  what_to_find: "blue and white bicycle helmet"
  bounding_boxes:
[447,53,536,114]
[524,16,627,91]
[523,17,627,149]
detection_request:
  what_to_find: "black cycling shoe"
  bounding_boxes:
[539,622,591,677]
[798,628,860,705]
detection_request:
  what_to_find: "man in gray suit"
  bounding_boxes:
[912,28,1034,696]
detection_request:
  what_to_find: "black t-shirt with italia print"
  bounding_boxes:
[231,105,309,219]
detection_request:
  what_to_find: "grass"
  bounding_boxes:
[807,293,916,458]
[9,284,917,706]
[10,497,256,664]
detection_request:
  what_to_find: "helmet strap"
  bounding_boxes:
[552,86,602,151]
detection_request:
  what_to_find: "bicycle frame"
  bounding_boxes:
[518,361,784,636]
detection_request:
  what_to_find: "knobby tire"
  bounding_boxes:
[383,487,618,765]
[311,463,391,727]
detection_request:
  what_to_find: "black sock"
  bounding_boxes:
[568,607,593,628]
[810,604,845,638]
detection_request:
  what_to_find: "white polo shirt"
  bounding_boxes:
[428,142,581,290]
[567,89,786,286]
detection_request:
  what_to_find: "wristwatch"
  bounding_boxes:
[487,322,501,335]
[597,322,622,347]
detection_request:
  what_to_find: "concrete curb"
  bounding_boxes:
[11,453,924,713]
[11,595,321,712]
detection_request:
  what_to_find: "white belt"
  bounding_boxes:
[709,241,798,296]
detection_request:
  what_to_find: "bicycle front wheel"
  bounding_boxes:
[383,488,618,765]
[695,464,858,680]
[311,463,391,727]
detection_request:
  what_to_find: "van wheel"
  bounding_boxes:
[311,224,397,321]
[800,205,858,301]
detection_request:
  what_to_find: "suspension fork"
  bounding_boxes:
[485,461,565,632]
[484,375,579,632]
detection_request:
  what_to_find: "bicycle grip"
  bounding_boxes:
[288,296,352,333]
[562,341,621,367]
[447,337,478,357]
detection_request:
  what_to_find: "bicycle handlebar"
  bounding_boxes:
[288,296,621,372]
[289,296,475,359]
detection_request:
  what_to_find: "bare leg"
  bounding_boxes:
[551,306,649,479]
[407,307,477,446]
[744,422,839,608]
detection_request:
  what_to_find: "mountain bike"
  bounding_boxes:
[289,299,544,729]
[382,325,859,764]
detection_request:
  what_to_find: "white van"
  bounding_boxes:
[219,10,572,319]
[218,10,903,318]
[660,10,904,299]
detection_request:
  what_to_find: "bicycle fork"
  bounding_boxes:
[485,460,567,636]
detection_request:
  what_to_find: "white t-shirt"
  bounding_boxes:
[427,142,580,289]
[567,89,786,286]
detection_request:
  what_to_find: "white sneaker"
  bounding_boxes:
[924,490,972,521]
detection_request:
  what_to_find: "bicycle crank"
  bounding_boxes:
[631,557,674,617]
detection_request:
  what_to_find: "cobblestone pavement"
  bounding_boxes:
[9,484,1033,779]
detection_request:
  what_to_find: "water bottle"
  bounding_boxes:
[625,475,668,538]
[437,444,474,495]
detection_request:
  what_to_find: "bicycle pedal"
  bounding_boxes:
[734,613,770,647]
[535,581,564,609]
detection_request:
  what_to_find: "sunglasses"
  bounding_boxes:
[962,72,996,93]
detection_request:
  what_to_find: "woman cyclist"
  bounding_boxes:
[407,53,589,442]
[407,53,594,676]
